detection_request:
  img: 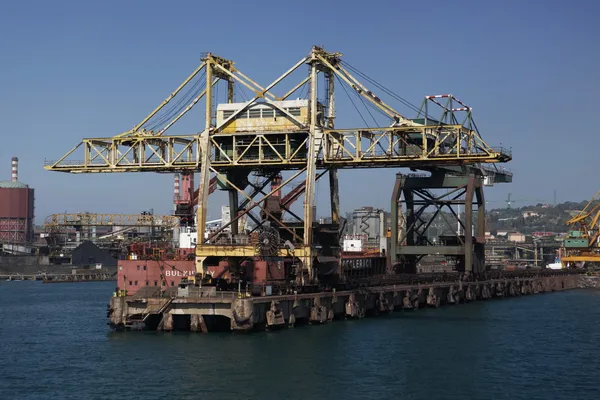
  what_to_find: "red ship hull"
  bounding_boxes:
[117,259,196,296]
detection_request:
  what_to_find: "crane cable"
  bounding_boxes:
[145,78,202,130]
[341,60,426,117]
[146,80,204,130]
[342,60,502,173]
[145,70,208,131]
[148,73,207,130]
[336,75,370,128]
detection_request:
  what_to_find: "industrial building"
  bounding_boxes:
[43,211,179,265]
[343,207,390,253]
[0,157,35,244]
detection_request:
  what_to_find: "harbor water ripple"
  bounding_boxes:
[1,281,599,400]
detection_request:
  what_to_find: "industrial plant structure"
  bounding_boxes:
[43,46,582,333]
[0,157,34,244]
[42,211,180,264]
[46,47,513,282]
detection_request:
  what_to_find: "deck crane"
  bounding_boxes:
[561,190,600,267]
[44,46,512,284]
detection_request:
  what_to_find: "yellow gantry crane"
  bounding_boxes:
[44,46,512,282]
[562,190,600,266]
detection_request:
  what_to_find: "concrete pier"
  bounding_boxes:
[1,271,115,282]
[108,272,585,333]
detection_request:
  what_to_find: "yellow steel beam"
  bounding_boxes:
[314,54,414,126]
[195,244,307,258]
[117,62,207,138]
[234,69,278,100]
[44,135,201,173]
[282,76,310,100]
[212,55,310,133]
[111,53,234,139]
[567,190,600,225]
[561,255,600,262]
[157,78,219,135]
[45,213,179,227]
[44,125,510,173]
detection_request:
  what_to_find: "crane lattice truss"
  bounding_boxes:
[562,191,600,265]
[45,46,512,280]
[44,48,511,174]
[43,127,510,173]
[44,213,179,228]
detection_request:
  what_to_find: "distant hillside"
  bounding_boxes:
[486,200,596,234]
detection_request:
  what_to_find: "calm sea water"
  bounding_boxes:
[1,281,599,400]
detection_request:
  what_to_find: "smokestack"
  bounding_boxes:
[271,174,282,198]
[179,172,194,203]
[11,157,18,182]
[174,174,180,201]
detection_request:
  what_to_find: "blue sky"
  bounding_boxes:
[1,0,598,222]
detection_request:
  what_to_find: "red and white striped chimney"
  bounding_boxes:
[11,157,18,182]
[174,173,180,201]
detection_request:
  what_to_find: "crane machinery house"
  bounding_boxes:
[214,99,323,163]
[216,100,324,133]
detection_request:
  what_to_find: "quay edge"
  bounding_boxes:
[108,272,585,333]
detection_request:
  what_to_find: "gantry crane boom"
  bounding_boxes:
[44,48,511,178]
[118,62,208,138]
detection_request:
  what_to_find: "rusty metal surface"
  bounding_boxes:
[109,271,584,332]
[0,187,34,218]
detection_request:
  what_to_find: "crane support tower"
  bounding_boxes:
[391,173,486,275]
[44,46,512,285]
